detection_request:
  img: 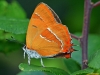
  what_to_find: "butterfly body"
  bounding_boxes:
[23,2,74,67]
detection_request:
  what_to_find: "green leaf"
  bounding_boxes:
[17,71,56,75]
[64,58,81,74]
[17,71,45,75]
[0,17,29,34]
[71,68,94,75]
[87,73,99,75]
[97,69,100,74]
[0,31,25,54]
[6,1,26,19]
[19,63,69,75]
[0,0,8,16]
[88,35,100,58]
[88,50,100,69]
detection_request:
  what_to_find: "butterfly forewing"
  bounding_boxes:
[26,3,61,50]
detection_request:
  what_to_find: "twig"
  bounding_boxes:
[92,1,100,7]
[80,0,92,69]
[71,34,79,40]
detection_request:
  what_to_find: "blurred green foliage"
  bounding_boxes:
[0,0,26,18]
[0,0,100,75]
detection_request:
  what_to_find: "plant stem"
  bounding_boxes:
[71,0,100,69]
[80,0,92,69]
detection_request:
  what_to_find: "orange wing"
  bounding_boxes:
[26,2,73,57]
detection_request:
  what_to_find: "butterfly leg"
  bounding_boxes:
[40,58,45,67]
[24,52,26,59]
[28,56,31,65]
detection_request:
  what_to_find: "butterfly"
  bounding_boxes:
[23,2,74,67]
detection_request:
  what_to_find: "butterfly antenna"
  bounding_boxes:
[40,58,45,67]
[73,44,79,46]
[71,44,79,51]
[6,36,25,46]
[74,49,78,51]
[71,43,79,46]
